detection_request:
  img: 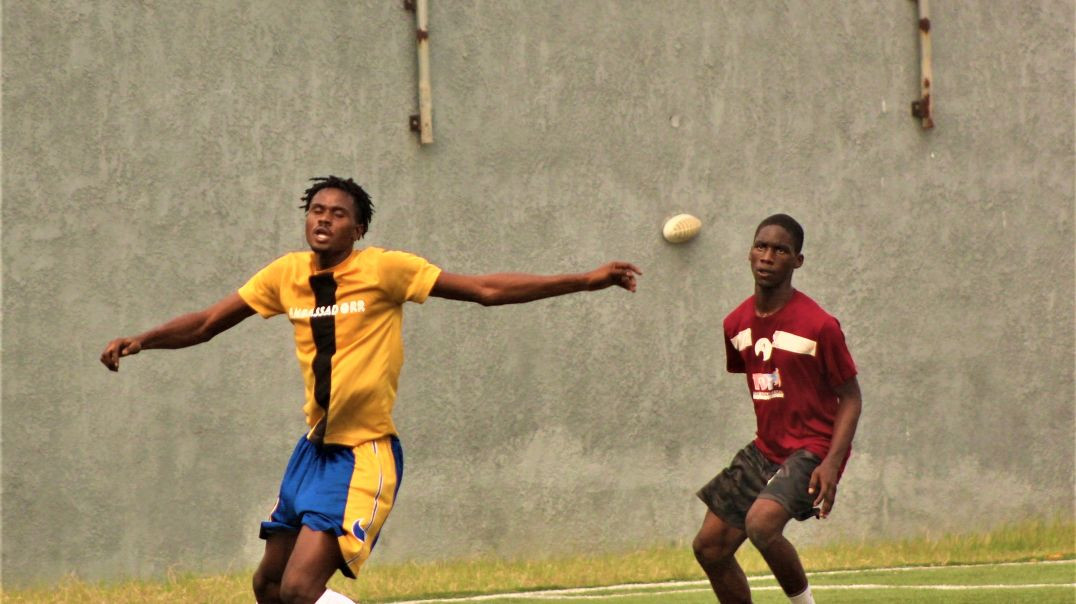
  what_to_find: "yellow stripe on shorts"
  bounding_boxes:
[339,436,399,575]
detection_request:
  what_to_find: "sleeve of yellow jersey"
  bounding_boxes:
[378,250,443,304]
[237,254,290,318]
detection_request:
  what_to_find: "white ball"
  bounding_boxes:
[662,213,702,243]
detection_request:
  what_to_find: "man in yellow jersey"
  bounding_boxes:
[100,176,642,604]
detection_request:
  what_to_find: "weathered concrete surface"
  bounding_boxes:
[2,0,1072,586]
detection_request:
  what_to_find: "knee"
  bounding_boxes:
[744,499,792,551]
[744,517,781,551]
[278,576,327,604]
[693,531,737,568]
[252,568,278,602]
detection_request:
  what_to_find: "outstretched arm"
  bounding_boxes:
[429,261,641,306]
[808,376,862,518]
[100,292,257,371]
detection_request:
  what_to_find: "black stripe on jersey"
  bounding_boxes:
[308,273,338,446]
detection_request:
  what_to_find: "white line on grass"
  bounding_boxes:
[813,584,1075,590]
[389,559,1074,604]
[454,583,1076,601]
[806,558,1072,577]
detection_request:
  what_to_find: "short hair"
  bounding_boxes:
[299,176,375,231]
[755,214,804,254]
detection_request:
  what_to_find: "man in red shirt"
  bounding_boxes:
[693,214,862,604]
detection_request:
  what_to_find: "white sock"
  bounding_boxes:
[315,588,356,604]
[789,585,814,604]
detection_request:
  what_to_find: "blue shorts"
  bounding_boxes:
[260,434,404,578]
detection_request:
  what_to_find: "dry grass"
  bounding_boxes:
[3,516,1071,603]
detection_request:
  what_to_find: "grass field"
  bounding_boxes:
[3,518,1071,603]
[393,560,1074,603]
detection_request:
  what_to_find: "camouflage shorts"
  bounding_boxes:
[696,442,821,529]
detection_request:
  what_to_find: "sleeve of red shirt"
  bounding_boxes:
[724,323,746,374]
[818,317,857,388]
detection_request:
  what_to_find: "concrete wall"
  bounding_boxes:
[2,0,1072,586]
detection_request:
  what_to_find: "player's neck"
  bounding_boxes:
[754,284,795,318]
[315,248,354,271]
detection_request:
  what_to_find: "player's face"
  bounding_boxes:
[749,225,803,289]
[305,188,364,261]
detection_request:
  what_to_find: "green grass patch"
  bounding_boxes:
[3,517,1071,603]
[400,561,1075,604]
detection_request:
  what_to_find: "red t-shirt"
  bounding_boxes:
[723,290,858,465]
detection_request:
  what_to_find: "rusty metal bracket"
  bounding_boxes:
[911,0,934,129]
[911,96,930,120]
[405,0,433,144]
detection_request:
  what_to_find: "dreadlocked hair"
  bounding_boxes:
[299,176,375,231]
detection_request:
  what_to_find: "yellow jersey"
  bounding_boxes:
[238,247,442,446]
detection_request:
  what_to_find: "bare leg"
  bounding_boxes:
[744,498,808,597]
[253,532,298,604]
[692,510,752,603]
[277,526,348,604]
